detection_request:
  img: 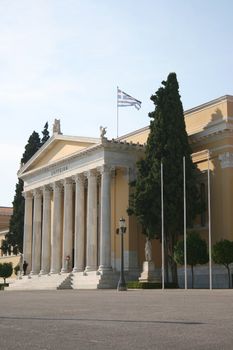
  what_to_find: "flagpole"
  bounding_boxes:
[161,162,165,290]
[207,150,212,290]
[117,86,119,138]
[116,87,142,137]
[183,156,187,290]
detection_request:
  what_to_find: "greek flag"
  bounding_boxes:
[117,88,142,110]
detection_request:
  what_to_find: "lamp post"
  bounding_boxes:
[117,217,127,291]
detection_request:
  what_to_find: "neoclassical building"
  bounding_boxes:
[8,95,233,290]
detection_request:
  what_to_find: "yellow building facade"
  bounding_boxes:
[8,95,233,290]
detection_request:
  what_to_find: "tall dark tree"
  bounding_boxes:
[21,131,41,165]
[2,126,49,254]
[130,73,199,285]
[41,121,50,145]
[2,180,25,253]
[174,231,209,288]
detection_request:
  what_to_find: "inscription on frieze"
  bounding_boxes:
[50,165,68,176]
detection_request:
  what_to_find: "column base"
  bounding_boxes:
[30,271,39,276]
[98,266,113,274]
[49,268,60,275]
[84,266,97,273]
[39,269,49,276]
[72,267,84,273]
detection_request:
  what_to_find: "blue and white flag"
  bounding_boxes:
[117,88,142,110]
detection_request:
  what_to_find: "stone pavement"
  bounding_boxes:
[0,289,233,350]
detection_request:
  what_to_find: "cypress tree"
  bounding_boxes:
[131,73,199,284]
[3,180,25,253]
[41,122,50,145]
[2,126,49,254]
[21,131,41,165]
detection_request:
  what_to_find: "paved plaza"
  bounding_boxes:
[0,289,233,350]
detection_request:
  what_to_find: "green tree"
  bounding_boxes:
[5,179,25,253]
[41,121,50,145]
[0,262,13,283]
[212,240,233,288]
[0,239,11,255]
[21,131,41,165]
[174,231,209,288]
[2,127,49,254]
[129,73,199,285]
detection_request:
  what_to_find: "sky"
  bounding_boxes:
[1,0,233,206]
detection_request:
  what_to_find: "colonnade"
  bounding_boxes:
[23,166,113,275]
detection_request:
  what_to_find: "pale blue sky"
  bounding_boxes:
[1,0,233,206]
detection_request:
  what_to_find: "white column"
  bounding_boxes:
[31,189,42,275]
[85,170,98,272]
[40,185,51,274]
[99,165,112,272]
[73,174,85,272]
[50,182,63,274]
[23,191,33,273]
[61,178,74,273]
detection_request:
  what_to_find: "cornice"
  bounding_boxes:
[117,125,149,142]
[55,134,100,143]
[18,134,101,177]
[189,119,233,144]
[191,149,209,163]
[18,134,56,175]
[19,143,103,179]
[19,138,145,180]
[184,95,233,117]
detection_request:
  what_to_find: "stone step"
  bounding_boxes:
[71,271,119,289]
[6,273,70,291]
[5,271,120,290]
[57,273,73,290]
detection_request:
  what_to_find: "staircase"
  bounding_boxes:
[71,270,119,289]
[6,273,71,291]
[57,273,73,289]
[6,270,119,291]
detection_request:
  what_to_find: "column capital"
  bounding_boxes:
[85,169,97,179]
[43,185,52,194]
[33,189,42,198]
[53,181,63,192]
[23,191,33,199]
[73,173,85,184]
[122,166,136,181]
[43,186,52,202]
[63,177,73,186]
[98,165,115,175]
[219,152,233,168]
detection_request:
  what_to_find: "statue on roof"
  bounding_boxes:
[53,119,62,134]
[100,126,107,138]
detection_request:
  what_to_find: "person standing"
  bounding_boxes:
[23,260,28,275]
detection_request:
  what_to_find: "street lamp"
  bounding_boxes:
[117,217,127,291]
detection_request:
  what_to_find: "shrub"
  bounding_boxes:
[0,263,13,283]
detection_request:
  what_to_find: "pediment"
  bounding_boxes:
[18,134,100,175]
